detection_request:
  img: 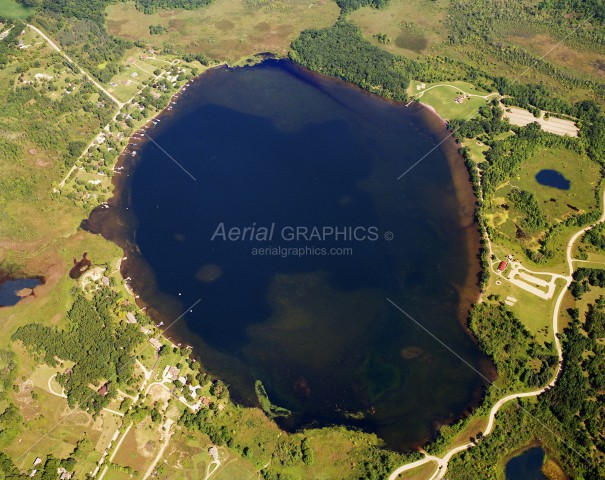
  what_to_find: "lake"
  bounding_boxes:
[86,59,491,450]
[535,169,571,190]
[506,447,547,480]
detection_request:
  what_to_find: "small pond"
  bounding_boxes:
[535,169,571,190]
[0,278,41,306]
[506,447,548,480]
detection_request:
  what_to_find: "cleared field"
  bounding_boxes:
[106,0,340,62]
[488,268,557,341]
[112,424,158,473]
[349,0,449,58]
[0,0,34,19]
[503,106,578,137]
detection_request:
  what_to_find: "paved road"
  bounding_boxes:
[389,188,605,480]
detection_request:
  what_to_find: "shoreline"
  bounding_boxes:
[83,59,493,451]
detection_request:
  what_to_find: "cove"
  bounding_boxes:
[86,59,491,450]
[535,169,571,190]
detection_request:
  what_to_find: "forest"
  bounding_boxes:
[290,21,412,102]
[12,290,144,413]
[469,302,557,390]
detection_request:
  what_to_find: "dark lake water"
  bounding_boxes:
[506,447,547,480]
[87,59,491,450]
[0,278,40,306]
[535,169,571,190]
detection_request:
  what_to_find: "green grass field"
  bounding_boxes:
[410,81,495,121]
[513,148,601,222]
[0,0,34,19]
[486,147,602,267]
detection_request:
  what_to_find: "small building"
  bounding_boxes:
[126,312,137,324]
[497,261,508,272]
[208,446,219,462]
[57,467,72,480]
[149,338,163,350]
[101,276,110,287]
[98,383,109,397]
[200,396,210,407]
[167,366,180,381]
[33,458,42,466]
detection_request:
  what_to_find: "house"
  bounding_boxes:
[57,467,72,479]
[33,458,42,467]
[149,338,163,350]
[200,396,210,407]
[167,366,180,381]
[98,383,109,397]
[497,261,508,272]
[208,446,219,462]
[126,312,137,324]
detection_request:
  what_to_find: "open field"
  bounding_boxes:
[106,0,340,62]
[485,147,601,267]
[349,0,449,58]
[0,0,34,19]
[412,81,495,121]
[503,106,579,137]
[513,148,600,222]
[487,258,559,341]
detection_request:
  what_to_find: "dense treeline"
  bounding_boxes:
[290,21,413,102]
[449,102,509,139]
[569,268,605,299]
[582,222,605,250]
[543,303,605,470]
[469,302,557,389]
[508,189,547,231]
[0,22,20,68]
[135,0,213,14]
[12,290,144,413]
[335,0,388,12]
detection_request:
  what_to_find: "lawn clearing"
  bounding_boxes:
[411,81,494,121]
[0,0,34,19]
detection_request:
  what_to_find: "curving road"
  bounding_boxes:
[389,189,605,480]
[416,83,499,101]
